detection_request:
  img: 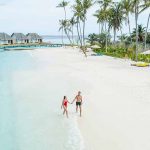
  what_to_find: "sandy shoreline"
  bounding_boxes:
[29,47,150,150]
[2,47,149,150]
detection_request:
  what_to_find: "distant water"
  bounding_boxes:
[42,35,80,44]
[0,50,85,150]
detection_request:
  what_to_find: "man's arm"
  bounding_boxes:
[71,96,76,104]
[81,96,83,104]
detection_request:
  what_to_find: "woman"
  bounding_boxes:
[61,96,70,118]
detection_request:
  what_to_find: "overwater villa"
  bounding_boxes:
[0,32,43,45]
[11,33,29,44]
[26,33,42,43]
[0,32,13,45]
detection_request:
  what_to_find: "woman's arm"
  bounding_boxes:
[68,100,71,104]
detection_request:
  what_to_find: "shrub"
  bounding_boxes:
[137,54,150,63]
[93,45,150,63]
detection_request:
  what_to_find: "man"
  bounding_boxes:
[72,91,83,117]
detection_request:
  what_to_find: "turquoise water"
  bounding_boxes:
[0,51,84,150]
[0,36,79,52]
[42,36,79,44]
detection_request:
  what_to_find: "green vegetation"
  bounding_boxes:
[87,33,111,47]
[93,45,150,63]
[57,0,150,60]
[57,0,94,56]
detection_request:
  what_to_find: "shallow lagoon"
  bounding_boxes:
[0,50,84,150]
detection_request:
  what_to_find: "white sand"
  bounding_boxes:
[142,50,150,54]
[29,47,150,150]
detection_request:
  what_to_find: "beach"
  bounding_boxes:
[0,47,150,150]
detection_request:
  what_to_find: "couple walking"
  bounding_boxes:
[61,91,83,118]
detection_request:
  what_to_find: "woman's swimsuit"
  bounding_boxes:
[63,100,68,107]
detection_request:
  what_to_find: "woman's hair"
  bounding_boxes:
[64,96,66,99]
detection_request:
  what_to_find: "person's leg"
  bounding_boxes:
[64,106,68,118]
[79,105,82,117]
[66,110,68,118]
[63,107,65,115]
[63,109,65,115]
[76,105,78,113]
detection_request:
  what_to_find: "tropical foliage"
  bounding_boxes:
[87,33,111,47]
[131,25,146,42]
[57,0,150,60]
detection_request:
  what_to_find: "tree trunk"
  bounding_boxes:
[120,27,123,43]
[64,6,67,20]
[135,4,139,62]
[128,15,132,43]
[105,22,108,52]
[83,18,86,47]
[81,15,87,57]
[77,21,82,47]
[99,22,101,35]
[79,20,83,47]
[67,28,73,45]
[101,22,104,33]
[72,25,74,46]
[144,13,150,51]
[78,19,86,57]
[114,28,116,43]
[65,30,72,45]
[62,27,64,46]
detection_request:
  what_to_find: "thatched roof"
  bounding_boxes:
[0,32,12,40]
[11,33,28,40]
[26,33,42,40]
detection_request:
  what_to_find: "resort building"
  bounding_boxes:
[0,32,13,44]
[11,33,29,44]
[26,33,43,43]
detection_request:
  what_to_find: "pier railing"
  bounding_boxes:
[0,43,63,49]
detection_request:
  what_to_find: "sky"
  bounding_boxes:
[0,0,149,36]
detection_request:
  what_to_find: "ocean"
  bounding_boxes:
[0,50,85,150]
[42,35,84,45]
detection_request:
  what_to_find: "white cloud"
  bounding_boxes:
[0,0,149,36]
[0,0,64,35]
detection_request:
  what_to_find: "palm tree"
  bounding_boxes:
[82,0,94,46]
[87,33,98,45]
[121,0,133,43]
[59,20,65,46]
[132,24,146,42]
[73,0,94,55]
[97,0,114,51]
[57,1,69,20]
[94,9,106,34]
[117,34,128,42]
[97,0,113,9]
[70,17,77,45]
[108,3,125,43]
[130,0,143,61]
[59,19,73,45]
[139,0,150,13]
[139,0,150,50]
[144,13,150,50]
[57,1,70,45]
[93,11,101,34]
[97,9,111,51]
[72,0,84,47]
